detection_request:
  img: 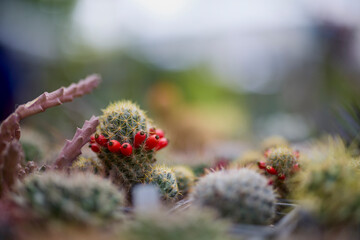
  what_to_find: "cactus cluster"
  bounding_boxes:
[145,166,179,201]
[122,209,231,240]
[91,101,169,191]
[13,172,125,224]
[191,169,276,225]
[173,166,195,196]
[71,156,104,174]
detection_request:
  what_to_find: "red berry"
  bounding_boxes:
[134,131,147,148]
[120,143,133,156]
[155,138,168,151]
[145,135,160,150]
[90,135,95,143]
[95,134,108,147]
[257,161,266,170]
[108,140,121,153]
[278,174,286,180]
[266,166,277,175]
[268,179,273,185]
[90,144,100,153]
[155,129,165,138]
[149,127,156,135]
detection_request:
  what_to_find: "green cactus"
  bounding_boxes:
[13,171,125,224]
[191,169,276,225]
[95,101,156,191]
[71,156,104,174]
[294,138,360,225]
[122,209,231,240]
[173,166,195,196]
[145,165,179,201]
[264,147,299,198]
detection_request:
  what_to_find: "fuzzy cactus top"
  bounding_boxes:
[173,166,195,196]
[266,147,297,177]
[13,172,124,224]
[191,169,276,225]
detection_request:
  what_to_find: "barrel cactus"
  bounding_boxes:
[13,172,125,224]
[173,166,195,197]
[145,166,179,201]
[91,101,168,192]
[191,169,276,225]
[122,209,231,240]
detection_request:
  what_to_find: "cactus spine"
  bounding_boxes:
[13,172,124,224]
[145,165,179,201]
[173,166,195,196]
[71,156,104,174]
[191,169,276,225]
[95,101,157,191]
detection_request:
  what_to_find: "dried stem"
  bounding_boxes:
[54,116,99,169]
[0,74,101,196]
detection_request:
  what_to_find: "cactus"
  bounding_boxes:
[144,166,179,201]
[258,147,300,198]
[13,171,124,224]
[230,150,264,168]
[71,156,104,174]
[93,101,170,191]
[173,166,195,196]
[122,209,231,240]
[191,169,276,225]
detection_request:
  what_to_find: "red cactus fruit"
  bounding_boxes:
[266,166,277,175]
[155,138,168,151]
[145,135,160,150]
[155,129,165,138]
[149,127,156,135]
[278,174,286,180]
[134,131,147,148]
[108,140,121,153]
[258,161,266,169]
[120,143,133,156]
[90,135,95,143]
[95,134,108,147]
[90,144,100,153]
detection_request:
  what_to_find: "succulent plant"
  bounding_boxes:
[257,147,300,198]
[230,150,264,168]
[191,169,276,225]
[173,166,195,196]
[144,165,179,201]
[13,171,124,224]
[92,101,168,191]
[71,156,104,174]
[122,209,231,240]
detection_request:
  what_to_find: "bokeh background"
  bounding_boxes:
[1,0,360,163]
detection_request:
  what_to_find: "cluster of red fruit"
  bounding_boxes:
[257,149,300,181]
[88,128,169,156]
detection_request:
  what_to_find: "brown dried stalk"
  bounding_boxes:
[0,141,23,197]
[54,116,99,169]
[0,74,101,196]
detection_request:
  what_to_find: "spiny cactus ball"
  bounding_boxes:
[266,147,298,177]
[123,209,231,240]
[173,166,195,196]
[71,156,104,174]
[95,101,158,191]
[230,150,264,168]
[294,160,360,225]
[144,166,179,201]
[13,172,125,224]
[191,169,276,225]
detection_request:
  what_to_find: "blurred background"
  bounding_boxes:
[1,0,360,162]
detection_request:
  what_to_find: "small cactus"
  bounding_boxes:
[144,166,179,201]
[122,209,231,240]
[93,101,169,191]
[259,147,300,198]
[71,156,104,174]
[173,166,195,197]
[13,171,125,224]
[230,150,264,168]
[191,169,276,225]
